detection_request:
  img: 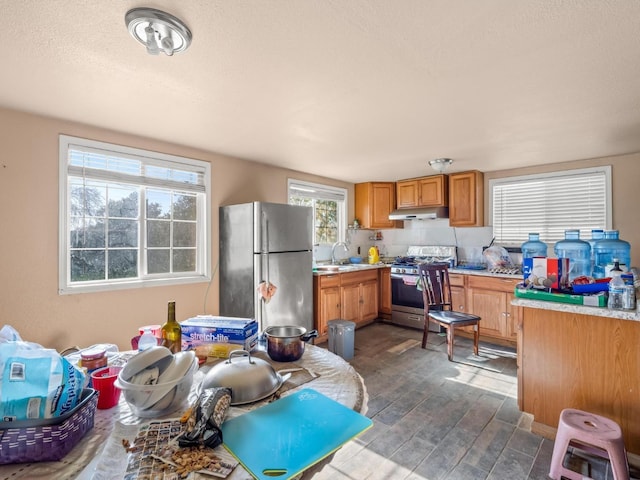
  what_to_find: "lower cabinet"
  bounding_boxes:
[313,269,379,343]
[466,276,520,342]
[449,273,467,312]
[378,267,392,317]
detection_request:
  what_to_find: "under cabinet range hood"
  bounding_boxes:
[388,207,449,221]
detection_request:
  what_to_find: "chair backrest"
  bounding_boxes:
[418,262,453,312]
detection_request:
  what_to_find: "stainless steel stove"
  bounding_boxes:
[389,246,457,330]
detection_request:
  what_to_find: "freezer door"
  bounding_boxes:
[254,202,312,253]
[254,250,313,332]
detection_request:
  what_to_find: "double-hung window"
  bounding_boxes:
[59,135,211,294]
[288,179,347,245]
[490,166,611,247]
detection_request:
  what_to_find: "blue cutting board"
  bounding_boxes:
[222,388,372,480]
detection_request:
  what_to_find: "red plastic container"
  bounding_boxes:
[91,366,123,409]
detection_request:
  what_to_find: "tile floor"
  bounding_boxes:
[307,321,627,480]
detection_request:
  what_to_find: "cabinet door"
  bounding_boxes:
[450,285,467,312]
[360,280,379,324]
[378,267,392,314]
[341,283,361,324]
[449,171,484,227]
[506,291,520,341]
[396,180,418,208]
[318,286,341,337]
[418,175,447,206]
[467,288,506,338]
[355,182,398,229]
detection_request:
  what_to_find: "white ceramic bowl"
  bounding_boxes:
[115,352,198,418]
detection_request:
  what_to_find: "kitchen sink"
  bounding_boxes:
[315,264,377,272]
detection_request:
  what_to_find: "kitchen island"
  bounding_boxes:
[512,297,640,455]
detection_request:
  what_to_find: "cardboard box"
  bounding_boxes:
[514,285,607,307]
[180,315,258,358]
[523,257,569,290]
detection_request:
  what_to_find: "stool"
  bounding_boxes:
[549,408,630,480]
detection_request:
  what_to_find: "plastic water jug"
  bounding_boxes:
[553,229,591,281]
[593,230,631,278]
[521,233,548,259]
[588,229,605,275]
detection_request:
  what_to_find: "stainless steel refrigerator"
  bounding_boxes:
[219,202,313,332]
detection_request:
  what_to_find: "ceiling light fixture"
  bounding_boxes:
[125,8,192,56]
[429,158,453,173]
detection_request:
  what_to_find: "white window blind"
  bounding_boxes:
[490,166,611,246]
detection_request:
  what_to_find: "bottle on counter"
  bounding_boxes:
[521,233,548,259]
[607,259,625,310]
[138,328,157,351]
[161,301,182,353]
[553,229,591,281]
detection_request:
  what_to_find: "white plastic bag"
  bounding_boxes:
[482,246,514,268]
[0,325,86,421]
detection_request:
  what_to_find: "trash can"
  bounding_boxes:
[328,319,355,361]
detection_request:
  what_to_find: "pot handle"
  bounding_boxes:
[301,329,319,343]
[226,349,254,364]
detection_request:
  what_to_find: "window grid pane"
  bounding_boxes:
[61,135,210,293]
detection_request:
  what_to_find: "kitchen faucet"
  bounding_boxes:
[331,241,349,264]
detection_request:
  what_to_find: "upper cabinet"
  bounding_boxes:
[449,170,484,227]
[355,182,400,229]
[396,174,448,208]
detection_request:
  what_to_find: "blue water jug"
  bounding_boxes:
[521,233,548,259]
[593,230,631,278]
[554,229,591,281]
[587,229,604,273]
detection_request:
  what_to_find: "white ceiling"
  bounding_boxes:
[1,1,640,183]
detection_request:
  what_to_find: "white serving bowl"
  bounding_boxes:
[115,351,198,418]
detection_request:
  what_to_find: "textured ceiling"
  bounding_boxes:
[1,0,639,182]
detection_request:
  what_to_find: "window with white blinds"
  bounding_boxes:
[59,135,211,294]
[288,179,347,245]
[490,166,611,247]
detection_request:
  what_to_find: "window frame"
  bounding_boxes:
[287,179,347,246]
[489,166,612,247]
[58,135,211,295]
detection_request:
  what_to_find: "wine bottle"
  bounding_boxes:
[161,301,182,353]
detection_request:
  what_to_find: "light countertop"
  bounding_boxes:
[512,297,640,322]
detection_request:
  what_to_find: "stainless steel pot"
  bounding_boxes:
[264,326,318,362]
[200,350,286,405]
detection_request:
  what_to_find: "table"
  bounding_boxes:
[0,344,366,480]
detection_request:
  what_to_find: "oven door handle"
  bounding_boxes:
[390,273,418,279]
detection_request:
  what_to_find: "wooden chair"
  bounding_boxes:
[418,263,481,361]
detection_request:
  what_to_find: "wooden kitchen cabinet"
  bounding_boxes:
[313,274,341,340]
[313,269,379,342]
[449,273,467,312]
[341,270,379,327]
[448,170,484,227]
[396,175,448,208]
[378,267,392,317]
[355,182,400,229]
[466,276,520,342]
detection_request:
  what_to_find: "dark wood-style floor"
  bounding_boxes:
[309,321,622,480]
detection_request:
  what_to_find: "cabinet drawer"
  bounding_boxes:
[340,269,378,285]
[449,273,465,287]
[316,274,341,288]
[467,275,520,292]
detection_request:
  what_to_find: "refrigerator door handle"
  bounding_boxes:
[261,210,270,285]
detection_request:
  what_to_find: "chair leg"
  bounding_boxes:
[446,326,454,361]
[473,324,479,356]
[421,318,429,349]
